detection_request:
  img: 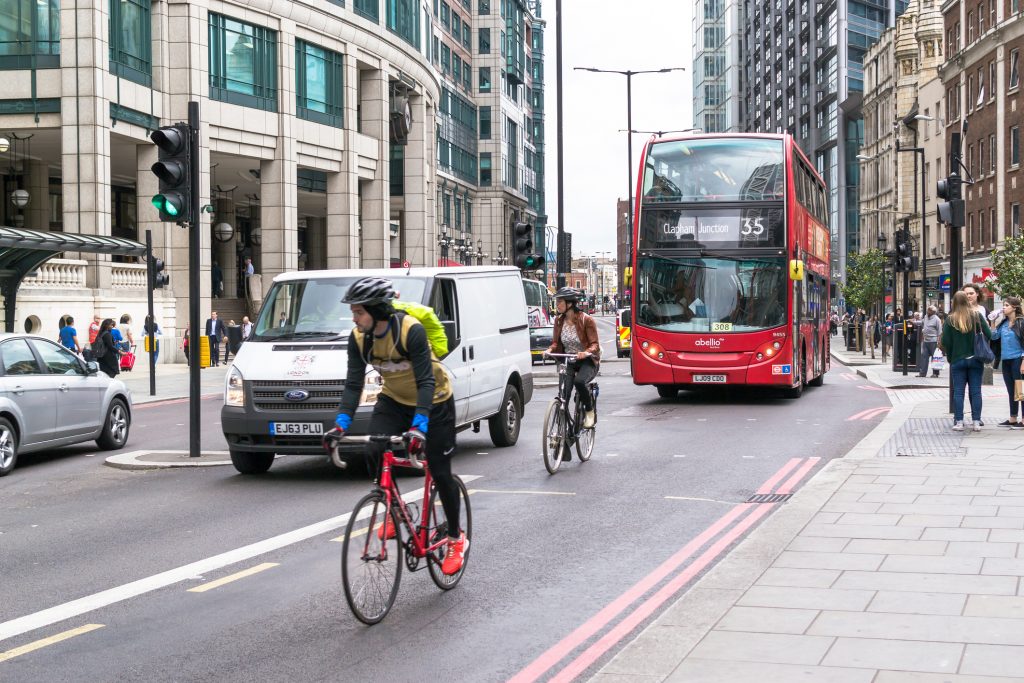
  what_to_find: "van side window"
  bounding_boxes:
[430,279,460,338]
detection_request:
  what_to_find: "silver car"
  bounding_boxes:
[0,334,132,476]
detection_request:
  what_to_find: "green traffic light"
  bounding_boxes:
[151,194,181,217]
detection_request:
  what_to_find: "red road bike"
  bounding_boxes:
[335,434,472,624]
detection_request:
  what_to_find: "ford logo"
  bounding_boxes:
[284,390,310,402]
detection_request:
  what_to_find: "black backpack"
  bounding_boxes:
[91,335,107,359]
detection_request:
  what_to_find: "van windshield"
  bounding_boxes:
[253,277,429,341]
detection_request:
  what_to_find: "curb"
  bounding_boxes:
[597,386,912,678]
[104,449,235,470]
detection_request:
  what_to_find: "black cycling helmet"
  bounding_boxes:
[553,286,583,302]
[341,277,395,306]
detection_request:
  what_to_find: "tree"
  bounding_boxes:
[990,236,1024,298]
[841,248,887,313]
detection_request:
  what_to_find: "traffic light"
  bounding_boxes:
[894,230,914,272]
[149,257,169,289]
[936,173,965,228]
[150,124,192,224]
[512,221,545,270]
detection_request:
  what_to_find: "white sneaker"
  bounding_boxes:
[952,421,964,432]
[973,421,983,432]
[583,410,596,428]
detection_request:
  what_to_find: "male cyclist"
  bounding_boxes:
[545,287,601,438]
[324,277,466,575]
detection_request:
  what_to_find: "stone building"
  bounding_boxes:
[0,0,545,359]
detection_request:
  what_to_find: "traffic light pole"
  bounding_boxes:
[188,101,201,459]
[145,229,156,397]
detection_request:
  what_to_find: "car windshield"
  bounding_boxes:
[635,255,787,333]
[253,277,428,341]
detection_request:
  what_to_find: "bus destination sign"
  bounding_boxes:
[639,207,785,250]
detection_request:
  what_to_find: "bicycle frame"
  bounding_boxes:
[547,354,589,445]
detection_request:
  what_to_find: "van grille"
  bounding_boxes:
[249,379,344,412]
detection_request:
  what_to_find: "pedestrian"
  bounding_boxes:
[205,311,226,366]
[991,297,1024,429]
[94,318,121,378]
[88,315,101,345]
[918,306,943,377]
[963,283,988,318]
[241,315,253,340]
[58,315,81,354]
[224,319,237,363]
[144,315,162,364]
[117,314,134,352]
[242,257,254,298]
[940,291,992,432]
[212,260,223,299]
[183,324,190,367]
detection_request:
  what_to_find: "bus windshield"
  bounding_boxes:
[635,255,787,333]
[253,276,428,341]
[642,138,785,203]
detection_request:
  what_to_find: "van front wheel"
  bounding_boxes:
[230,450,274,474]
[489,384,522,447]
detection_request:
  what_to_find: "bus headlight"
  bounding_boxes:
[360,369,384,406]
[225,366,245,407]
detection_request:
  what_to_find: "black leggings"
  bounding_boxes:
[1002,358,1024,419]
[561,358,598,411]
[367,395,460,539]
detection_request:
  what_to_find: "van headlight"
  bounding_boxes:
[360,369,383,407]
[226,366,245,407]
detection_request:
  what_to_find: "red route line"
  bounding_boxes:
[548,503,777,683]
[756,457,801,494]
[507,456,810,683]
[777,456,820,494]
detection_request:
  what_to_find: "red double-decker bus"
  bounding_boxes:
[629,133,830,398]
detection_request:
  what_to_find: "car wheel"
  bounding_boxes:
[230,450,275,474]
[488,384,522,447]
[0,417,18,476]
[96,398,131,450]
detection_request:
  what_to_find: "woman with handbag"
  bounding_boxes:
[940,291,993,432]
[991,297,1024,429]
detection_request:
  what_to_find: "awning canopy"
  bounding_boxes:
[0,227,149,332]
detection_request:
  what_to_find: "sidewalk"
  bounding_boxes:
[830,335,951,389]
[121,362,229,405]
[592,361,1024,681]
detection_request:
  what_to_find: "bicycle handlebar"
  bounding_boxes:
[334,433,424,470]
[544,352,580,358]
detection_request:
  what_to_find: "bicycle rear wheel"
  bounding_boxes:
[341,491,403,624]
[542,399,567,474]
[574,398,595,462]
[426,475,473,590]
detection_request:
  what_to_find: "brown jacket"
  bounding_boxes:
[548,311,601,363]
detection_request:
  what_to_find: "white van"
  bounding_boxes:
[221,266,534,473]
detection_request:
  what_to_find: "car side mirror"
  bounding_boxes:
[85,360,100,374]
[442,320,460,351]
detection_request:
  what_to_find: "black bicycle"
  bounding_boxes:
[541,353,598,474]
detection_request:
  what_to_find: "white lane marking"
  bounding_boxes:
[742,455,755,459]
[468,488,575,496]
[188,562,279,593]
[606,453,619,457]
[664,496,735,505]
[0,475,480,643]
[674,454,686,458]
[0,624,104,663]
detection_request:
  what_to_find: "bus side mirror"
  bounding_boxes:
[789,260,805,281]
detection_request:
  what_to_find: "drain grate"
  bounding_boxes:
[879,418,967,457]
[746,493,793,503]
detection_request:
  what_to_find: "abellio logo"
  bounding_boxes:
[694,338,724,348]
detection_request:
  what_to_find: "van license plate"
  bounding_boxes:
[270,422,324,435]
[692,374,727,383]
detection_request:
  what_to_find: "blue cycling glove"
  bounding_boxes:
[335,413,352,430]
[411,413,429,434]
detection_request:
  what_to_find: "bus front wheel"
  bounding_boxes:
[656,385,678,399]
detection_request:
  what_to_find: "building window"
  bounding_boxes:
[967,74,974,112]
[0,0,60,69]
[990,133,996,172]
[109,0,152,85]
[991,207,996,246]
[480,153,492,185]
[441,44,450,72]
[296,40,343,128]
[479,28,490,54]
[479,0,490,14]
[387,0,421,49]
[1012,203,1021,237]
[1011,49,1020,90]
[479,66,491,92]
[1011,126,1020,166]
[355,0,380,21]
[209,14,277,112]
[440,2,450,27]
[479,106,491,139]
[990,61,996,101]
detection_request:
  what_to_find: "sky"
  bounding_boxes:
[542,0,694,259]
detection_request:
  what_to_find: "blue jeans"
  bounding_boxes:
[951,357,984,422]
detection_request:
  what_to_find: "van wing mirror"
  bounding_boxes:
[442,320,459,352]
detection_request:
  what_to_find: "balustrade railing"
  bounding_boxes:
[21,259,87,289]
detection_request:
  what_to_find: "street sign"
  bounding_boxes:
[939,273,951,291]
[402,259,410,268]
[910,279,923,287]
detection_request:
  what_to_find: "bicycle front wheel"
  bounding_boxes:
[341,491,403,625]
[426,475,473,590]
[542,399,567,474]
[575,399,595,462]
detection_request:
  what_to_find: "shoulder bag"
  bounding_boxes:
[974,315,996,364]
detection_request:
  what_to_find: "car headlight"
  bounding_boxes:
[360,369,383,407]
[225,366,245,407]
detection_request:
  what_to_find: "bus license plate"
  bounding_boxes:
[270,422,324,435]
[692,374,727,384]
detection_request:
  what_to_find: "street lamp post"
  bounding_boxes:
[476,239,484,266]
[437,224,451,266]
[574,66,686,288]
[896,114,933,309]
[493,246,508,266]
[877,232,889,362]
